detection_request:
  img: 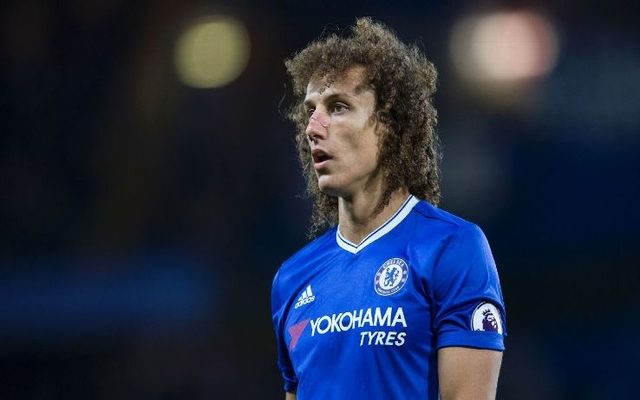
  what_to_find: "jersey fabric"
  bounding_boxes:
[271,196,506,399]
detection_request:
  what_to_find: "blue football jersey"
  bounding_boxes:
[271,196,506,399]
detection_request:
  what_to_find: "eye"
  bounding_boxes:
[306,107,315,117]
[331,102,349,114]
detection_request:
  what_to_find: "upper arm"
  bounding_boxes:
[432,224,507,351]
[438,347,503,400]
[431,225,506,399]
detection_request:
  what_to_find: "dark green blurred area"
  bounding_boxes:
[1,0,639,398]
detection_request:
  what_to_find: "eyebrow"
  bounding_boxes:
[303,92,355,108]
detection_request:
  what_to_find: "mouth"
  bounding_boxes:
[312,149,333,166]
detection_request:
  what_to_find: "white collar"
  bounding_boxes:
[336,195,419,254]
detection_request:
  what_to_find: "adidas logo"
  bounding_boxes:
[294,285,316,309]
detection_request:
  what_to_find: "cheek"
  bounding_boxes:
[340,140,379,176]
[363,147,380,170]
[357,132,382,166]
[336,120,380,169]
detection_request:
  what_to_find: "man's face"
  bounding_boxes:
[303,66,381,198]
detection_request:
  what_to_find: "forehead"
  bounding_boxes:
[305,65,370,100]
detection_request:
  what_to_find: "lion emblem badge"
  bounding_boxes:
[374,258,409,296]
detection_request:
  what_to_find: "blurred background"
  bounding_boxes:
[1,0,639,398]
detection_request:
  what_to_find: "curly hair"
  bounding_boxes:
[285,17,440,237]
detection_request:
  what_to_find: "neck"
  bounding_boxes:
[338,186,409,245]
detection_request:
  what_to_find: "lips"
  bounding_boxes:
[311,149,333,168]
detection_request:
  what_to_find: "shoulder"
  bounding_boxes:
[404,199,495,279]
[409,201,498,288]
[272,227,336,288]
[279,227,336,272]
[410,199,486,243]
[271,227,336,315]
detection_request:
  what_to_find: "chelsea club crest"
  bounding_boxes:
[374,258,409,296]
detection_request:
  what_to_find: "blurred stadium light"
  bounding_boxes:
[449,9,558,105]
[174,15,250,88]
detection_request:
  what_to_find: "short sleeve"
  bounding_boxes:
[432,224,507,351]
[271,269,298,392]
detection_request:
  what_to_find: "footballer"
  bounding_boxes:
[271,18,506,400]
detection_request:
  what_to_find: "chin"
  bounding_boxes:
[317,176,347,198]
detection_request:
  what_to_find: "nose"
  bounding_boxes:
[306,110,330,143]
